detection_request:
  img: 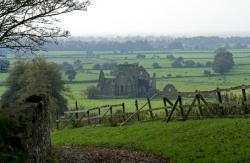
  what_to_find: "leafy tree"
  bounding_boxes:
[195,62,204,67]
[1,58,68,114]
[212,48,234,75]
[60,62,73,72]
[73,59,84,72]
[65,69,77,82]
[0,0,90,52]
[168,42,184,50]
[93,64,101,70]
[184,60,195,67]
[205,61,212,67]
[171,60,183,68]
[0,59,10,72]
[102,62,117,70]
[203,70,211,77]
[163,84,177,94]
[136,54,146,59]
[152,62,161,69]
[166,54,176,60]
[84,86,100,99]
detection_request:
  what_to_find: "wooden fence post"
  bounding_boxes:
[163,97,169,118]
[109,106,113,124]
[196,93,203,117]
[147,98,154,119]
[56,110,59,130]
[242,86,248,114]
[87,110,90,125]
[178,95,185,119]
[122,103,126,121]
[135,100,140,121]
[98,107,101,124]
[167,97,179,122]
[75,100,79,120]
[216,88,224,115]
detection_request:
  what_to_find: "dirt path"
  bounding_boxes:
[54,146,168,163]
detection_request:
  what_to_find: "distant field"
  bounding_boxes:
[2,50,250,109]
[52,118,250,162]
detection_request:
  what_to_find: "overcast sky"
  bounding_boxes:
[58,0,250,37]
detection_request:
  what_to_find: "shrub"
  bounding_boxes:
[152,62,161,69]
[84,86,100,99]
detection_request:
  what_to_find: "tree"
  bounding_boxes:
[212,48,234,75]
[166,54,176,60]
[93,64,101,70]
[136,54,146,59]
[171,60,183,68]
[203,70,211,77]
[184,60,195,67]
[152,62,161,69]
[60,62,73,72]
[0,0,90,52]
[205,61,212,67]
[163,84,177,94]
[84,86,100,99]
[1,58,68,114]
[168,41,184,50]
[0,59,10,72]
[65,68,77,82]
[73,59,84,72]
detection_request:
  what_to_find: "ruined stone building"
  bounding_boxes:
[97,64,157,98]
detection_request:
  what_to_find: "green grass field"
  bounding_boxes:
[2,50,250,109]
[52,118,250,162]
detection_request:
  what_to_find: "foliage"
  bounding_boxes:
[73,60,84,72]
[60,62,73,72]
[84,86,100,99]
[0,59,10,72]
[162,84,177,94]
[0,114,27,162]
[212,48,234,75]
[65,69,77,82]
[168,41,184,50]
[102,62,117,70]
[0,0,90,52]
[203,70,211,77]
[1,58,68,114]
[136,54,146,59]
[93,64,102,70]
[166,54,176,60]
[152,62,161,69]
[205,61,212,67]
[52,119,250,162]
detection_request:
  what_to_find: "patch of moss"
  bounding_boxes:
[0,114,28,162]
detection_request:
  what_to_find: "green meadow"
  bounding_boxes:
[52,118,250,162]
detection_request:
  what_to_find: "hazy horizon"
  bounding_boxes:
[58,0,250,37]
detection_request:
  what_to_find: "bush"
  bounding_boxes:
[136,54,146,59]
[152,62,161,69]
[93,64,101,70]
[84,86,100,99]
[166,54,176,60]
[0,115,27,162]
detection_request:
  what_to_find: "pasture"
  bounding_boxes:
[52,118,250,162]
[1,50,250,110]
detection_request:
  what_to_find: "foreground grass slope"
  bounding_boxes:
[52,119,250,162]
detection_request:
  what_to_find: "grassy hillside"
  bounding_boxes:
[52,118,250,162]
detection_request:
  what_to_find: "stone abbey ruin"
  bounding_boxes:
[97,64,157,98]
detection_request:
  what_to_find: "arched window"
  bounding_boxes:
[120,85,124,94]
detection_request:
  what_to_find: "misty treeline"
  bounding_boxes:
[45,36,250,52]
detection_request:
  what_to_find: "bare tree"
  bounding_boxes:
[0,0,90,52]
